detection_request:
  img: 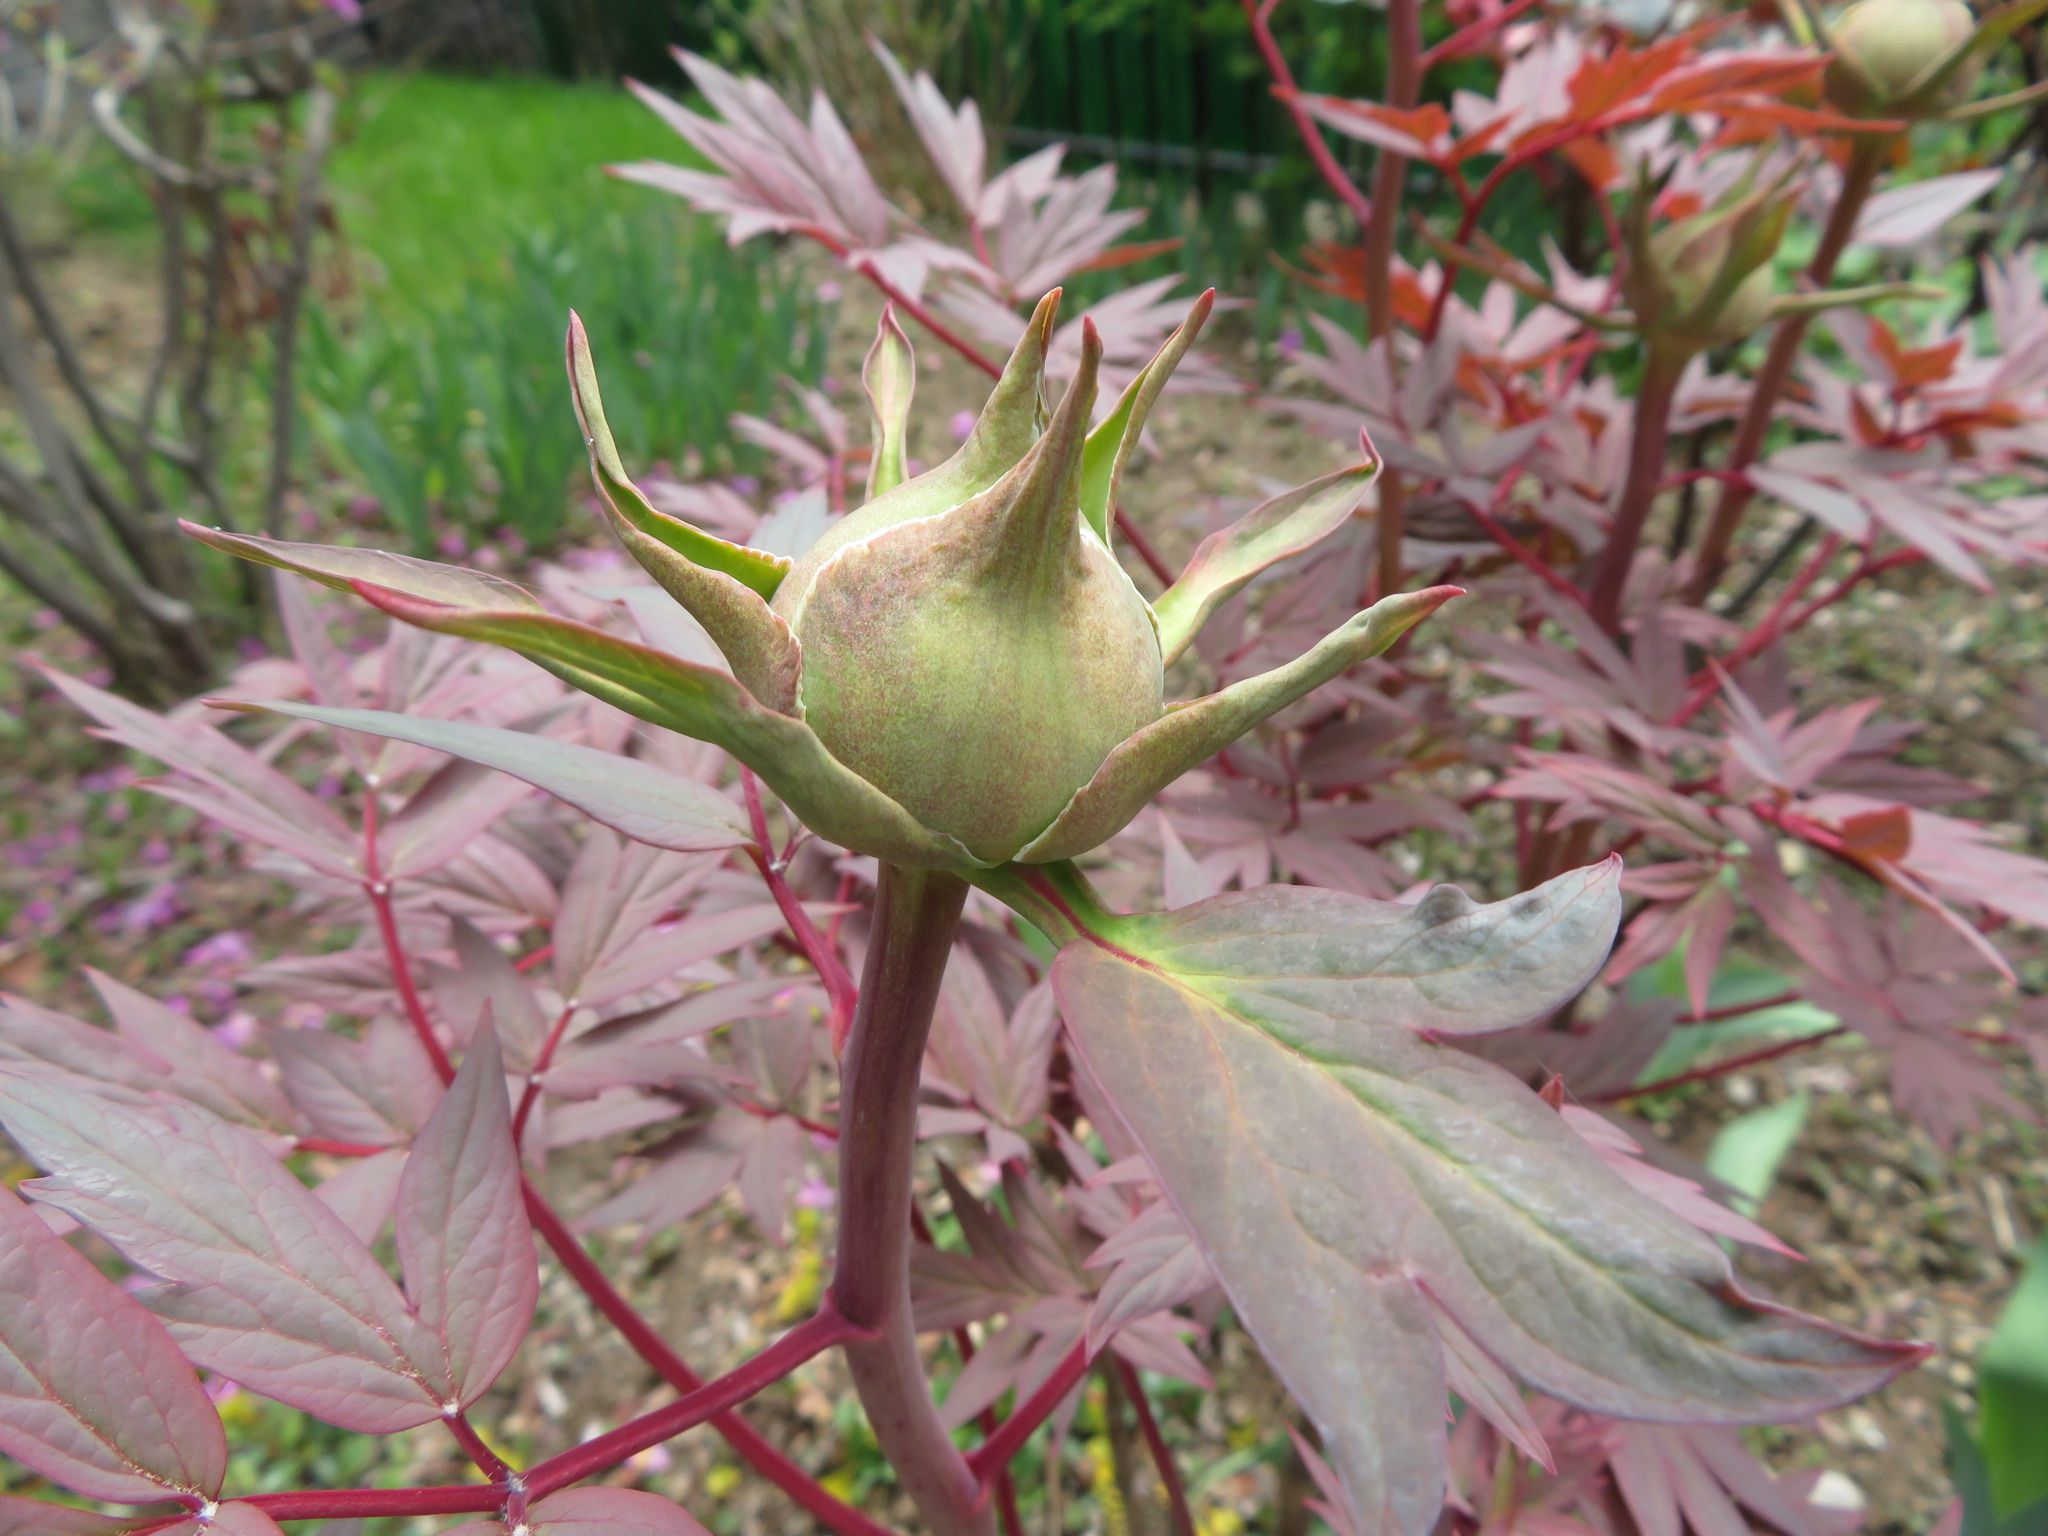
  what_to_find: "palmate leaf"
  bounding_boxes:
[1039,861,1923,1535]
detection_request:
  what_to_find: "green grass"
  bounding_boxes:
[327,72,704,317]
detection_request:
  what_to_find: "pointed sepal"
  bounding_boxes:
[1019,586,1461,862]
[346,581,981,870]
[565,314,802,710]
[1079,289,1215,543]
[1151,437,1380,666]
[774,289,1062,625]
[179,523,542,611]
[863,306,917,501]
[791,321,1162,863]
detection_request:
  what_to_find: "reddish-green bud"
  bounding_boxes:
[777,311,1164,863]
[1824,0,1977,114]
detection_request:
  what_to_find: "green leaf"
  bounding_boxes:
[862,307,916,501]
[1049,866,1924,1533]
[1150,451,1378,665]
[1631,952,1837,1083]
[1079,289,1213,543]
[229,702,755,854]
[349,583,980,870]
[564,314,801,709]
[1981,1231,2048,1519]
[179,523,542,612]
[1019,585,1460,862]
[1704,1093,1810,1216]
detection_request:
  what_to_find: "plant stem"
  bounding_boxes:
[1241,0,1378,237]
[358,806,891,1536]
[742,767,859,1049]
[521,1184,896,1536]
[1685,144,1887,600]
[831,863,990,1536]
[1113,1357,1196,1536]
[523,1306,866,1499]
[1588,344,1685,631]
[967,1338,1092,1483]
[1597,1026,1848,1102]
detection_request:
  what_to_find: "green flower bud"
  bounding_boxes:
[775,308,1164,863]
[1825,0,1977,114]
[1638,221,1778,352]
[187,288,1458,875]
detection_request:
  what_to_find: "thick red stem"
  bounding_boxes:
[1243,0,1377,235]
[359,805,891,1536]
[519,1186,896,1536]
[1686,145,1887,600]
[1589,346,1685,630]
[524,1306,866,1498]
[832,865,991,1536]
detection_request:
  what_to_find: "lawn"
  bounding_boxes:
[328,71,703,315]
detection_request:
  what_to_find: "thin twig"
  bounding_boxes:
[741,768,859,1049]
[1598,1027,1848,1102]
[969,1338,1091,1484]
[1113,1356,1196,1536]
[261,75,334,538]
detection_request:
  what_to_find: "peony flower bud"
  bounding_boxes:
[777,312,1165,863]
[1824,0,1978,115]
[184,289,1459,873]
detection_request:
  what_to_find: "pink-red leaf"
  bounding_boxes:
[0,1070,446,1433]
[1051,865,1923,1533]
[0,1185,225,1504]
[395,1027,538,1408]
[444,1487,711,1536]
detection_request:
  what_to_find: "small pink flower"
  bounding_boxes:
[213,1012,260,1051]
[949,410,975,442]
[185,930,253,971]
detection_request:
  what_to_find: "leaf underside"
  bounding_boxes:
[1050,864,1921,1534]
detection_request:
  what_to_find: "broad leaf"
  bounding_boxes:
[87,970,301,1133]
[1048,864,1922,1534]
[395,1028,537,1407]
[1852,170,2002,247]
[0,1497,124,1534]
[147,1508,287,1536]
[0,1070,447,1433]
[0,1185,225,1503]
[231,702,754,857]
[38,666,356,883]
